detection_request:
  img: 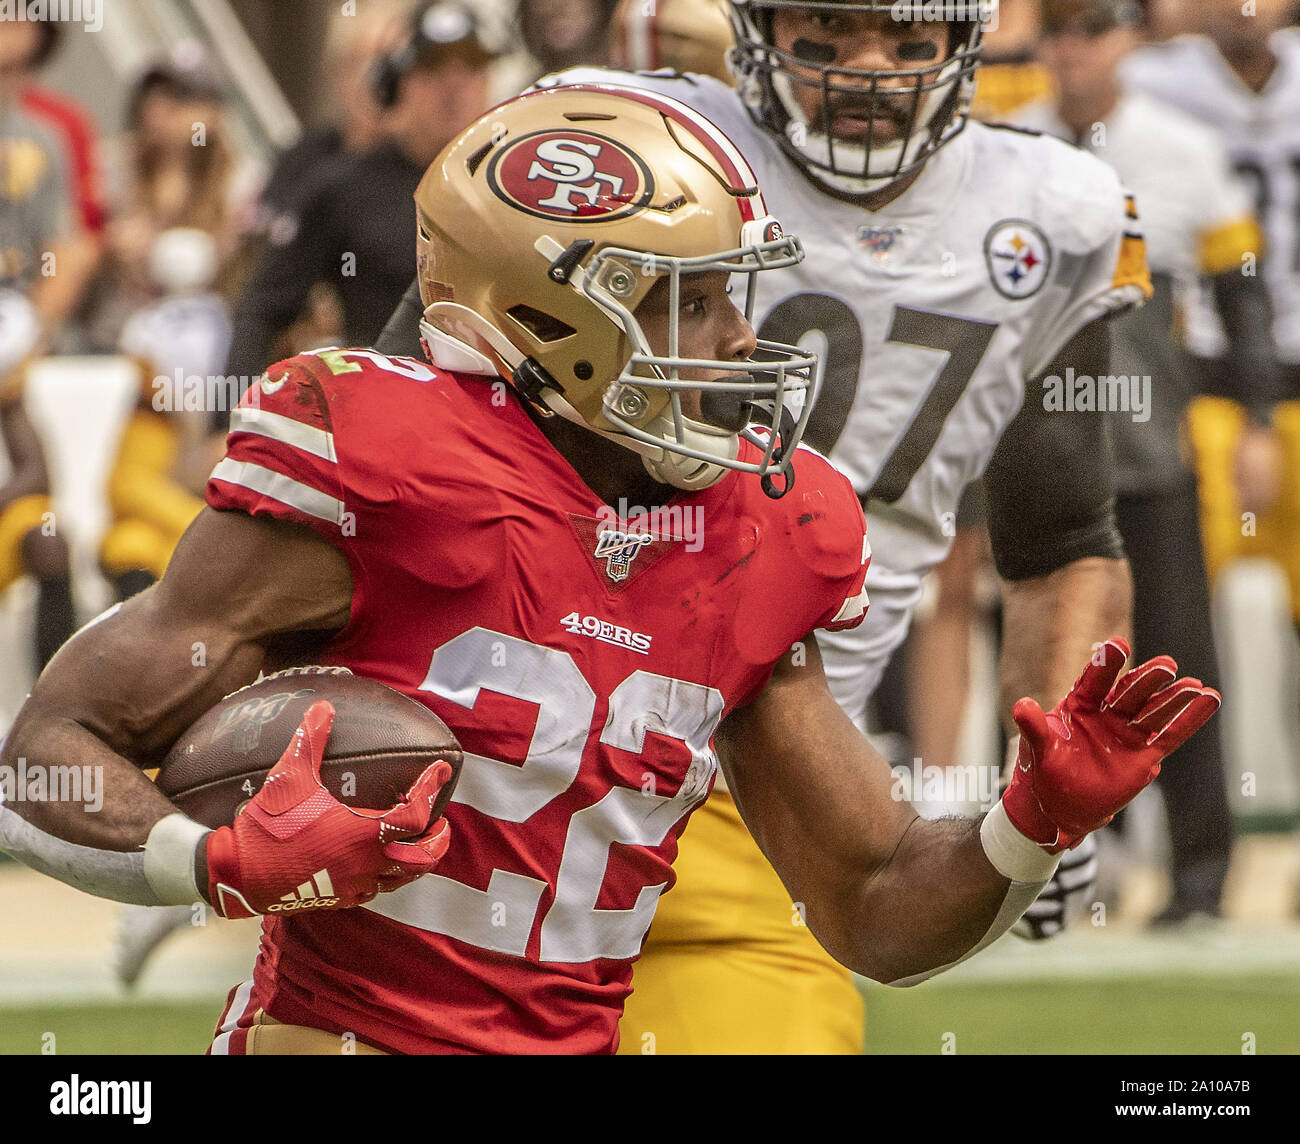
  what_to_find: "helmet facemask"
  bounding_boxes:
[578,230,818,497]
[728,1,996,196]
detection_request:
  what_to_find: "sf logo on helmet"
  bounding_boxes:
[487,130,655,222]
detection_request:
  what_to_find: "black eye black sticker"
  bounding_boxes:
[897,41,940,61]
[792,38,837,64]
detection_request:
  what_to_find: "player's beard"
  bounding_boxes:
[810,88,916,146]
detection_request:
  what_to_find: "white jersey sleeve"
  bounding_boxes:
[1015,135,1150,378]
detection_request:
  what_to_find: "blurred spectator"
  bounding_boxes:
[0,17,98,350]
[235,0,410,388]
[0,293,74,672]
[609,0,734,82]
[0,17,88,673]
[1137,0,1201,40]
[1018,0,1279,923]
[971,0,1053,120]
[82,44,258,353]
[1123,2,1300,672]
[374,0,619,358]
[100,228,231,602]
[19,22,106,248]
[224,0,499,383]
[515,0,618,79]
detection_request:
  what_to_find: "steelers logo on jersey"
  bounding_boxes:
[487,130,655,223]
[984,219,1052,300]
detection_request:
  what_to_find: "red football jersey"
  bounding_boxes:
[205,349,869,1054]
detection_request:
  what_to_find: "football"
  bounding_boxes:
[157,667,463,828]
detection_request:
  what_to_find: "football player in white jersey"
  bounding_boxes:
[371,0,1151,1052]
[1016,0,1278,924]
[1123,0,1300,637]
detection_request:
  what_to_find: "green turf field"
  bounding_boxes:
[0,1001,224,1055]
[860,975,1300,1054]
[2,975,1298,1053]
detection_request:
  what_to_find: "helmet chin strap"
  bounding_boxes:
[540,389,732,492]
[421,307,735,492]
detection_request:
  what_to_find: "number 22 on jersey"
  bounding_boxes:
[364,627,724,965]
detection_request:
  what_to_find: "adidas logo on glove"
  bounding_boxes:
[267,868,340,912]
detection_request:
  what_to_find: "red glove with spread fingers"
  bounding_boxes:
[1002,638,1221,854]
[202,700,452,919]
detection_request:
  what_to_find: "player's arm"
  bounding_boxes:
[986,317,1133,727]
[0,400,50,510]
[716,639,1005,983]
[717,635,1218,984]
[0,507,350,891]
[1208,255,1283,515]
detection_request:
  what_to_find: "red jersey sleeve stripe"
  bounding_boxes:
[824,534,872,630]
[229,407,337,462]
[209,458,344,524]
[830,584,870,626]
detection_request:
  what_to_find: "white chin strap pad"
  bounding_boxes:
[543,390,735,492]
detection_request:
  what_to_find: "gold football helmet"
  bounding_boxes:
[414,84,817,495]
[611,0,736,85]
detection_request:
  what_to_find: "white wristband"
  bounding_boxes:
[142,814,209,905]
[980,799,1061,884]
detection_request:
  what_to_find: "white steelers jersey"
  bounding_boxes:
[1014,91,1252,289]
[547,68,1148,715]
[1123,30,1300,361]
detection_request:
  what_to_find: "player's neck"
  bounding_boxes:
[796,163,924,211]
[1056,81,1123,141]
[524,399,677,511]
[860,166,925,211]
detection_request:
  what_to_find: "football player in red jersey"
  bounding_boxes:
[0,87,1219,1054]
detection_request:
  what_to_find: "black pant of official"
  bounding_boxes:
[1115,477,1233,917]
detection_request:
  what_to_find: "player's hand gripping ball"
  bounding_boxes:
[203,701,454,919]
[1001,638,1221,853]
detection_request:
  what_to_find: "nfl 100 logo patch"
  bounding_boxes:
[593,529,655,582]
[567,513,685,588]
[857,224,907,265]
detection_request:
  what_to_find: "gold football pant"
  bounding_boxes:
[98,411,203,580]
[1188,396,1300,624]
[0,493,52,592]
[215,1009,389,1055]
[619,789,864,1054]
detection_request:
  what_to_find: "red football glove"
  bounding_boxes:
[1002,638,1221,854]
[203,700,452,919]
